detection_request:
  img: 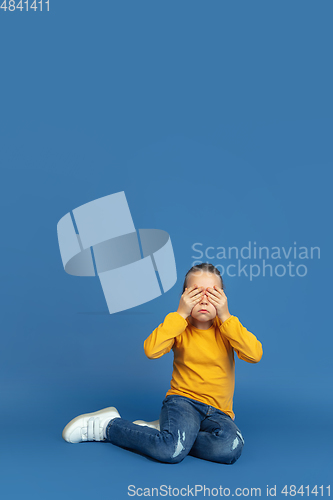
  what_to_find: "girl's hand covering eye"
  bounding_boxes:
[205,285,231,322]
[177,284,205,318]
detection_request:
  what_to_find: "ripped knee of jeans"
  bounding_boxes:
[236,430,245,445]
[231,430,245,450]
[172,429,186,459]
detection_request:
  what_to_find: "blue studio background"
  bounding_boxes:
[1,1,332,499]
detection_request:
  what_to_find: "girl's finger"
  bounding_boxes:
[184,286,200,297]
[207,294,217,302]
[193,292,204,301]
[215,287,227,301]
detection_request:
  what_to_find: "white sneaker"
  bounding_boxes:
[62,407,121,443]
[132,419,160,431]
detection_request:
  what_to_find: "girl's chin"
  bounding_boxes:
[193,313,213,319]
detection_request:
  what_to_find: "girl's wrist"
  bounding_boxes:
[219,313,232,323]
[177,309,189,320]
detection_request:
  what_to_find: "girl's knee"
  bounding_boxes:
[154,431,189,464]
[225,436,244,464]
[213,430,245,464]
[159,452,185,464]
[155,445,187,464]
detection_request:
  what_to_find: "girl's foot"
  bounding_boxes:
[132,419,160,431]
[62,407,121,443]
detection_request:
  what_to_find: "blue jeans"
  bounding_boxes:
[105,394,244,464]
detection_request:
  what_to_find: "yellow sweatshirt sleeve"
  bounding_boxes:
[144,312,188,360]
[218,315,263,363]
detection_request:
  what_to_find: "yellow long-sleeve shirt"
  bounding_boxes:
[144,312,263,420]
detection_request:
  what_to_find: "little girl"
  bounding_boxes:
[62,263,263,464]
